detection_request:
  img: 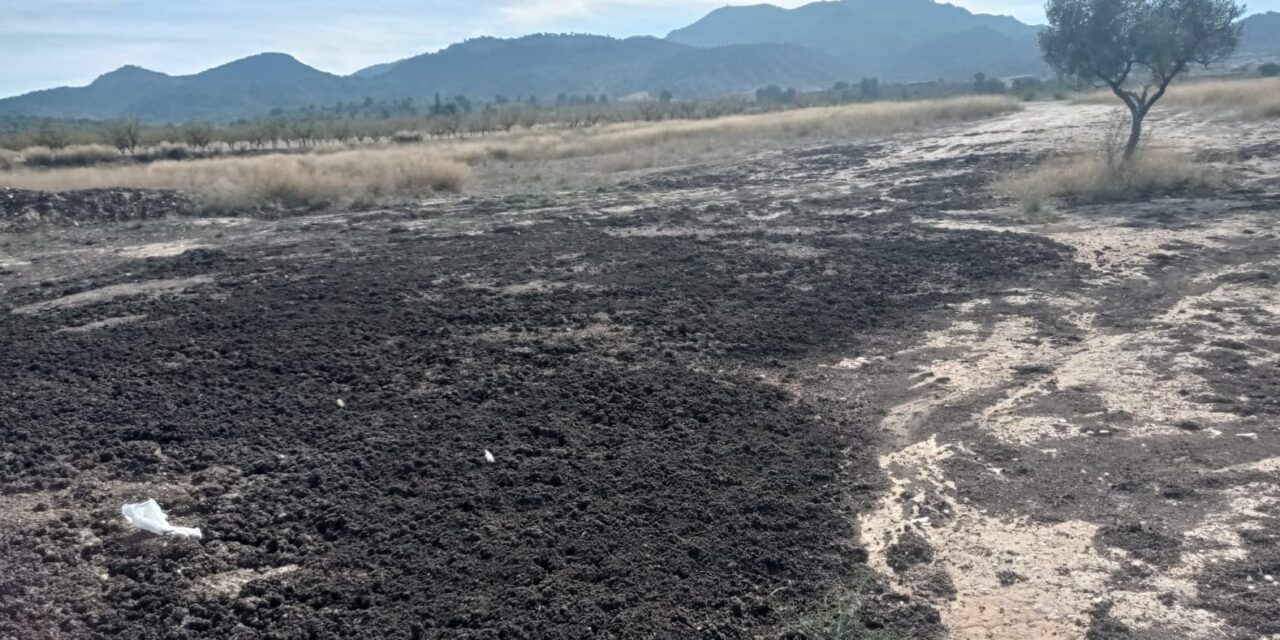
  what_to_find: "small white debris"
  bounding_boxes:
[1236,433,1259,441]
[483,449,496,463]
[336,398,346,408]
[1206,429,1223,438]
[121,499,202,539]
[1265,575,1275,583]
[832,357,870,370]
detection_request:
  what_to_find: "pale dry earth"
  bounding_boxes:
[835,104,1280,639]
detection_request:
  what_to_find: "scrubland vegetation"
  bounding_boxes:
[0,73,1025,153]
[1077,76,1280,119]
[1158,76,1280,118]
[998,148,1226,214]
[0,148,471,211]
[0,95,1017,209]
[998,102,1230,216]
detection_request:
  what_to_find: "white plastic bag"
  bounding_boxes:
[121,499,203,539]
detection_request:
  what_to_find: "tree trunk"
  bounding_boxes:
[1124,104,1145,161]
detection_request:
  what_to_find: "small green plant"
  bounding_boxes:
[788,612,903,639]
[785,593,904,640]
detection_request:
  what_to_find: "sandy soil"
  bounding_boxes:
[2,102,1278,639]
[837,104,1280,640]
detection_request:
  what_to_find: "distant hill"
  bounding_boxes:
[368,35,691,99]
[0,53,357,122]
[0,36,847,123]
[131,53,355,121]
[351,61,402,78]
[1241,12,1280,54]
[366,35,846,100]
[667,0,1047,79]
[0,66,182,120]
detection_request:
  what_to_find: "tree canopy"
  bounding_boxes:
[1039,0,1245,156]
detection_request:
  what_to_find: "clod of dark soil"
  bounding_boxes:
[1097,520,1183,568]
[996,570,1025,587]
[886,530,935,573]
[1197,502,1280,638]
[905,566,957,600]
[1085,601,1136,640]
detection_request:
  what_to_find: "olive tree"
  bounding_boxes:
[107,119,142,155]
[1039,0,1245,159]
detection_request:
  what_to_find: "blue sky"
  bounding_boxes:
[1,0,1276,98]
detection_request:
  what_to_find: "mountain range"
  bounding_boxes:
[0,37,847,123]
[1,1,1277,123]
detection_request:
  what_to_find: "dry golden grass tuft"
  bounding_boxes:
[996,148,1227,215]
[1076,77,1280,118]
[466,95,1020,162]
[0,95,1017,209]
[0,147,471,210]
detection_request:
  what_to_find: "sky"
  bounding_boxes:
[1,0,1276,98]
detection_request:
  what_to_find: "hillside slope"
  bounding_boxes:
[366,35,846,99]
[668,0,1046,79]
[0,53,356,122]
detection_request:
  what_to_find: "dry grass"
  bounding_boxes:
[0,147,471,210]
[996,148,1227,215]
[456,95,1019,163]
[1075,77,1280,119]
[0,95,1016,209]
